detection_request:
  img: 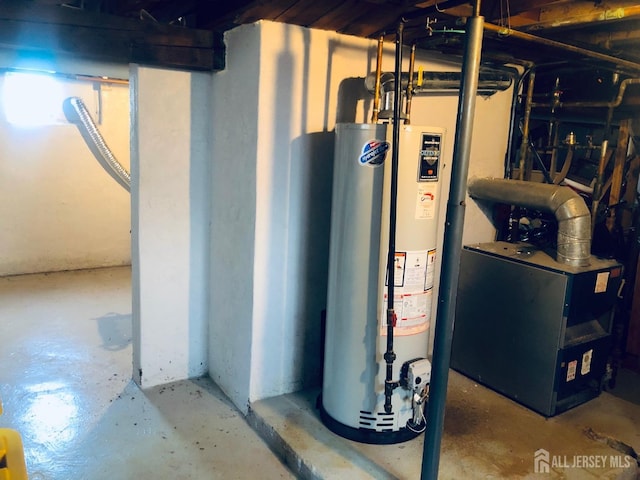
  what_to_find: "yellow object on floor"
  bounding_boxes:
[0,429,28,480]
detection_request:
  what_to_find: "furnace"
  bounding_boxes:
[452,241,621,416]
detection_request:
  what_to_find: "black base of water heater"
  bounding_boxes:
[318,397,423,445]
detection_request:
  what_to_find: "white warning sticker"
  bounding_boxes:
[403,251,429,292]
[386,250,430,293]
[567,360,577,382]
[581,349,593,375]
[387,252,406,287]
[595,271,610,293]
[424,249,437,291]
[381,290,431,336]
[415,184,437,219]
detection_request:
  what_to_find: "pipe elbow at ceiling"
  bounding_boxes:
[467,177,591,267]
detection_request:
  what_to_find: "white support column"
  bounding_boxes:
[130,65,211,387]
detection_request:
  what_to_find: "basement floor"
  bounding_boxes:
[0,266,639,479]
[0,266,293,480]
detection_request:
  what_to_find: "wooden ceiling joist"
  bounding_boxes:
[0,1,225,71]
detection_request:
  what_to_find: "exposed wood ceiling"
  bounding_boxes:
[2,0,640,114]
[107,0,640,71]
[2,0,640,73]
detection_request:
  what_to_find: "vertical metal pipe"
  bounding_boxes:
[504,66,532,179]
[372,36,384,123]
[519,69,536,180]
[384,20,404,415]
[405,44,416,124]
[549,121,559,180]
[591,105,614,229]
[421,10,484,480]
[547,77,561,180]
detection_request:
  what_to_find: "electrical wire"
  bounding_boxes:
[407,386,429,433]
[498,0,512,36]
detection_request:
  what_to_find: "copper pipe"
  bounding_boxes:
[405,44,416,125]
[74,75,129,85]
[591,140,610,229]
[484,22,640,73]
[473,0,481,16]
[553,145,574,185]
[549,120,559,179]
[591,106,615,230]
[371,36,384,123]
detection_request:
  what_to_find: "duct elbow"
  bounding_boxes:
[555,197,591,267]
[468,177,591,266]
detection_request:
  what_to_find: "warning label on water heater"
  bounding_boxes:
[381,290,433,335]
[382,249,436,336]
[425,249,437,291]
[415,184,438,220]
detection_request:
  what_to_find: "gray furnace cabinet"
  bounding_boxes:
[451,242,622,417]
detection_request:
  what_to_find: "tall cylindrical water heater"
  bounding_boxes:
[321,122,445,444]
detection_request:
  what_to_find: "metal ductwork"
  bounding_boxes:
[468,178,591,267]
[63,96,131,192]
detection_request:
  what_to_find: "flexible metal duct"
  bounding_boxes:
[63,97,131,192]
[468,177,591,267]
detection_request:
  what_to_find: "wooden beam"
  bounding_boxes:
[274,0,346,28]
[609,119,632,207]
[524,1,640,31]
[490,0,571,18]
[569,26,640,50]
[620,151,640,233]
[0,2,225,71]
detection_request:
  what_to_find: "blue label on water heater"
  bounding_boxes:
[359,140,389,167]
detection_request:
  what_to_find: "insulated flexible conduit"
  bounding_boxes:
[63,97,131,192]
[468,177,592,266]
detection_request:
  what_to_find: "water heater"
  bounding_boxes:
[321,122,445,444]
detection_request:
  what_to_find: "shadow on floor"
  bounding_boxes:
[95,312,132,351]
[607,368,640,405]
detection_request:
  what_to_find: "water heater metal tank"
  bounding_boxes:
[321,122,445,444]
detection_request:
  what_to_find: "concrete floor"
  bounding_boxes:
[1,266,639,479]
[249,372,640,479]
[0,267,294,480]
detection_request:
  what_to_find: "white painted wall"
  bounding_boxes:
[0,60,131,276]
[131,65,211,387]
[209,21,512,412]
[208,23,261,410]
